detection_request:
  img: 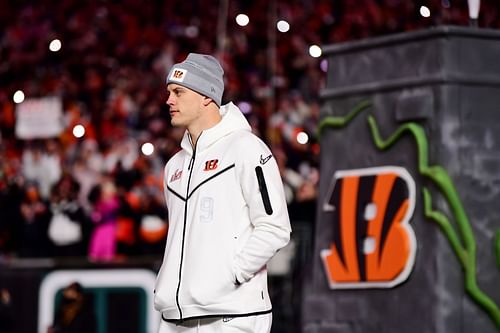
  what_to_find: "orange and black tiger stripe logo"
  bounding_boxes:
[321,166,416,289]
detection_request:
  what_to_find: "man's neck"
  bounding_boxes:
[187,106,222,147]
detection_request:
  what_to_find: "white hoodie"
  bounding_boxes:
[154,102,291,321]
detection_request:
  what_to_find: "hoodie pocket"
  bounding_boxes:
[153,266,179,312]
[185,255,237,306]
[182,225,239,306]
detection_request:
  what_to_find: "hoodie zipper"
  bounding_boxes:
[175,132,200,321]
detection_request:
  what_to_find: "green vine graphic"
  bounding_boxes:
[318,100,371,135]
[319,102,500,329]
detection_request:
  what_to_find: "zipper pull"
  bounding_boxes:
[187,132,200,171]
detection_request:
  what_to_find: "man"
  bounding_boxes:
[154,53,291,333]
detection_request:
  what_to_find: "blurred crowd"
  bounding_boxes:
[0,0,499,260]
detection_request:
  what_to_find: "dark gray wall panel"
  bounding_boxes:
[304,26,500,333]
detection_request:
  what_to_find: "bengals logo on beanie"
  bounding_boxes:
[169,69,187,82]
[321,166,417,289]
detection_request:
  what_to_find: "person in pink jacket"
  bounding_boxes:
[88,181,120,261]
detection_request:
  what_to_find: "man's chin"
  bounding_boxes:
[170,119,183,127]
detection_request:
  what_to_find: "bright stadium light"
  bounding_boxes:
[49,39,62,52]
[420,6,431,17]
[141,142,154,156]
[13,90,25,104]
[72,124,85,138]
[277,20,290,33]
[236,14,250,26]
[296,131,309,145]
[309,45,322,58]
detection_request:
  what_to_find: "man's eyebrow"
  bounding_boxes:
[169,86,185,93]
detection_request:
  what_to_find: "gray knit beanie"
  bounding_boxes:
[166,53,224,106]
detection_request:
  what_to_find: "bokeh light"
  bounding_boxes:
[277,20,290,32]
[141,142,155,156]
[238,101,252,114]
[72,124,85,138]
[320,59,328,72]
[236,14,250,27]
[420,6,431,17]
[49,39,62,52]
[13,90,25,104]
[185,26,199,38]
[296,131,309,145]
[309,45,322,58]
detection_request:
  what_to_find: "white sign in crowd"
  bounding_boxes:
[15,96,64,139]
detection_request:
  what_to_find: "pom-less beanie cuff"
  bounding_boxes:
[166,53,224,107]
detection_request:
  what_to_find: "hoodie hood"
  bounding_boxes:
[180,102,251,155]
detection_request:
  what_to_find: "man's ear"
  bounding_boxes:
[202,96,213,106]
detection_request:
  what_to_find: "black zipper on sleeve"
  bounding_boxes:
[175,133,200,321]
[255,166,274,215]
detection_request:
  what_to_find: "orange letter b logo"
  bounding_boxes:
[321,166,416,289]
